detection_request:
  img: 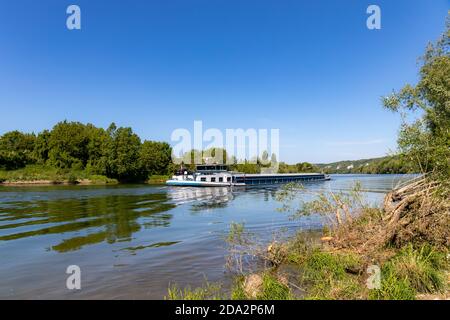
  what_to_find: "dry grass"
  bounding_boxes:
[331,176,449,256]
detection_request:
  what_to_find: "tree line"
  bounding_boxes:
[317,155,417,174]
[173,148,318,174]
[0,121,173,182]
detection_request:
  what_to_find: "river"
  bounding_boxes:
[0,174,416,299]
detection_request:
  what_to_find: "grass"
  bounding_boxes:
[230,273,293,300]
[146,175,169,184]
[392,244,447,293]
[230,277,247,300]
[167,271,294,300]
[168,241,448,300]
[166,188,449,301]
[298,249,363,300]
[258,273,293,300]
[369,244,448,299]
[226,222,247,244]
[0,164,117,184]
[368,263,416,300]
[166,282,225,300]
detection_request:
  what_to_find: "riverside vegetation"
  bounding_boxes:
[166,16,450,300]
[1,119,424,185]
[0,124,320,185]
[0,122,173,184]
[0,129,414,185]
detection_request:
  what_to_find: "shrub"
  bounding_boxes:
[369,244,447,299]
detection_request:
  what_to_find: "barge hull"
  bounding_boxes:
[166,173,329,187]
[233,173,328,185]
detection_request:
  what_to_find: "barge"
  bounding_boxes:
[166,165,330,187]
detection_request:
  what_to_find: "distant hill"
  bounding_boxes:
[315,155,417,174]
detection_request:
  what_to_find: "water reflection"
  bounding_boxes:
[167,186,236,211]
[0,174,417,299]
[120,241,181,255]
[0,192,175,252]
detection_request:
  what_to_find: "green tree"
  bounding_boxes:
[383,16,450,181]
[33,130,51,164]
[85,124,110,175]
[139,141,172,176]
[203,147,228,165]
[105,124,144,181]
[0,131,36,169]
[296,162,316,172]
[47,121,90,169]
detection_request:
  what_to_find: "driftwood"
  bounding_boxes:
[333,175,449,254]
[375,176,447,249]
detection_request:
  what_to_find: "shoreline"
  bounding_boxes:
[0,179,116,186]
[0,179,168,187]
[0,173,412,187]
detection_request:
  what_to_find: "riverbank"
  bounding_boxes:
[167,177,449,300]
[0,165,169,186]
[0,179,115,186]
[0,165,118,185]
[0,174,433,299]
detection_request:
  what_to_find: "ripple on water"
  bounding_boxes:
[0,174,416,298]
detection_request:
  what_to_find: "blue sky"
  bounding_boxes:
[0,0,448,163]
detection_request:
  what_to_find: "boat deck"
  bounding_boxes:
[232,173,328,185]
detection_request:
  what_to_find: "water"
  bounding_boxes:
[0,174,416,299]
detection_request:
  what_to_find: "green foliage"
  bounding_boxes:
[382,15,450,182]
[0,164,60,182]
[104,125,144,181]
[67,173,78,185]
[0,121,173,183]
[232,161,261,174]
[278,162,318,173]
[317,155,417,174]
[276,182,366,226]
[0,131,36,169]
[33,130,51,164]
[140,141,172,176]
[0,164,117,184]
[202,147,229,165]
[47,121,90,169]
[172,148,314,174]
[146,175,170,184]
[84,124,110,174]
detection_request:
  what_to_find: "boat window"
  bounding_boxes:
[219,177,223,182]
[227,177,231,182]
[211,177,216,182]
[200,177,206,182]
